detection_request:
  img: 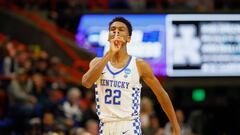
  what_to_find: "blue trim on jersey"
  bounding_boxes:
[95,87,101,116]
[132,87,140,117]
[106,56,132,76]
[99,121,104,135]
[133,118,142,135]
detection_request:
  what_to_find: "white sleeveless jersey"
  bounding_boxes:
[95,56,142,123]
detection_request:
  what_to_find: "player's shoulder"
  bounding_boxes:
[136,58,150,68]
[136,58,152,76]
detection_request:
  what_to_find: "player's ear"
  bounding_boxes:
[108,34,111,41]
[126,36,130,43]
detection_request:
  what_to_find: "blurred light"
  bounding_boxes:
[192,89,206,102]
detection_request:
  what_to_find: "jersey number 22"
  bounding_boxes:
[104,89,121,105]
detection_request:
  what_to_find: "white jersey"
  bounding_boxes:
[95,56,142,123]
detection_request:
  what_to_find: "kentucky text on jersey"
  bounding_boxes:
[100,79,130,89]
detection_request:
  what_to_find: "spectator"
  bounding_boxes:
[40,50,49,60]
[141,96,155,131]
[187,110,206,135]
[45,85,64,115]
[8,68,35,106]
[79,131,92,135]
[85,119,98,135]
[48,56,65,77]
[7,68,36,134]
[16,51,30,69]
[143,113,161,135]
[31,73,49,104]
[35,58,49,75]
[3,42,18,77]
[127,0,146,11]
[82,102,99,125]
[79,90,95,111]
[165,109,193,135]
[27,117,41,135]
[30,73,50,116]
[22,59,34,76]
[0,38,8,74]
[59,87,83,132]
[69,127,92,135]
[154,128,165,135]
[41,111,64,135]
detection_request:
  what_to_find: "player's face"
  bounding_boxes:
[108,21,131,43]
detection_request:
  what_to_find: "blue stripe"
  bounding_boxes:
[99,121,104,135]
[106,56,132,75]
[133,118,142,135]
[95,88,101,116]
[132,87,140,117]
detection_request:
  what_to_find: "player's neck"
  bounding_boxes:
[111,48,129,64]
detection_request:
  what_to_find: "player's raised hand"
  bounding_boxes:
[109,35,125,55]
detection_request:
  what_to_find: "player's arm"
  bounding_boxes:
[81,52,113,88]
[82,36,123,88]
[137,59,180,135]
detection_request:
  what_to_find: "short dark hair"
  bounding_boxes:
[109,16,132,36]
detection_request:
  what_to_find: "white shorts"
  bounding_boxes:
[99,118,142,135]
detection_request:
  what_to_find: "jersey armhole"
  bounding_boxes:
[133,57,141,84]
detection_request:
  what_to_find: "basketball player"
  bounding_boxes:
[82,17,180,135]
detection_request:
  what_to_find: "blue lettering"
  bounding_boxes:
[121,82,125,88]
[100,79,104,86]
[110,80,113,87]
[102,79,106,86]
[126,82,129,89]
[100,79,130,89]
[118,81,121,88]
[114,81,117,87]
[105,79,109,87]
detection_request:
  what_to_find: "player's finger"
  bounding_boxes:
[117,40,124,46]
[114,40,118,45]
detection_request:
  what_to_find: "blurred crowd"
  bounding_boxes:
[0,35,202,135]
[7,0,240,12]
[0,35,98,135]
[1,0,239,33]
[0,0,238,134]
